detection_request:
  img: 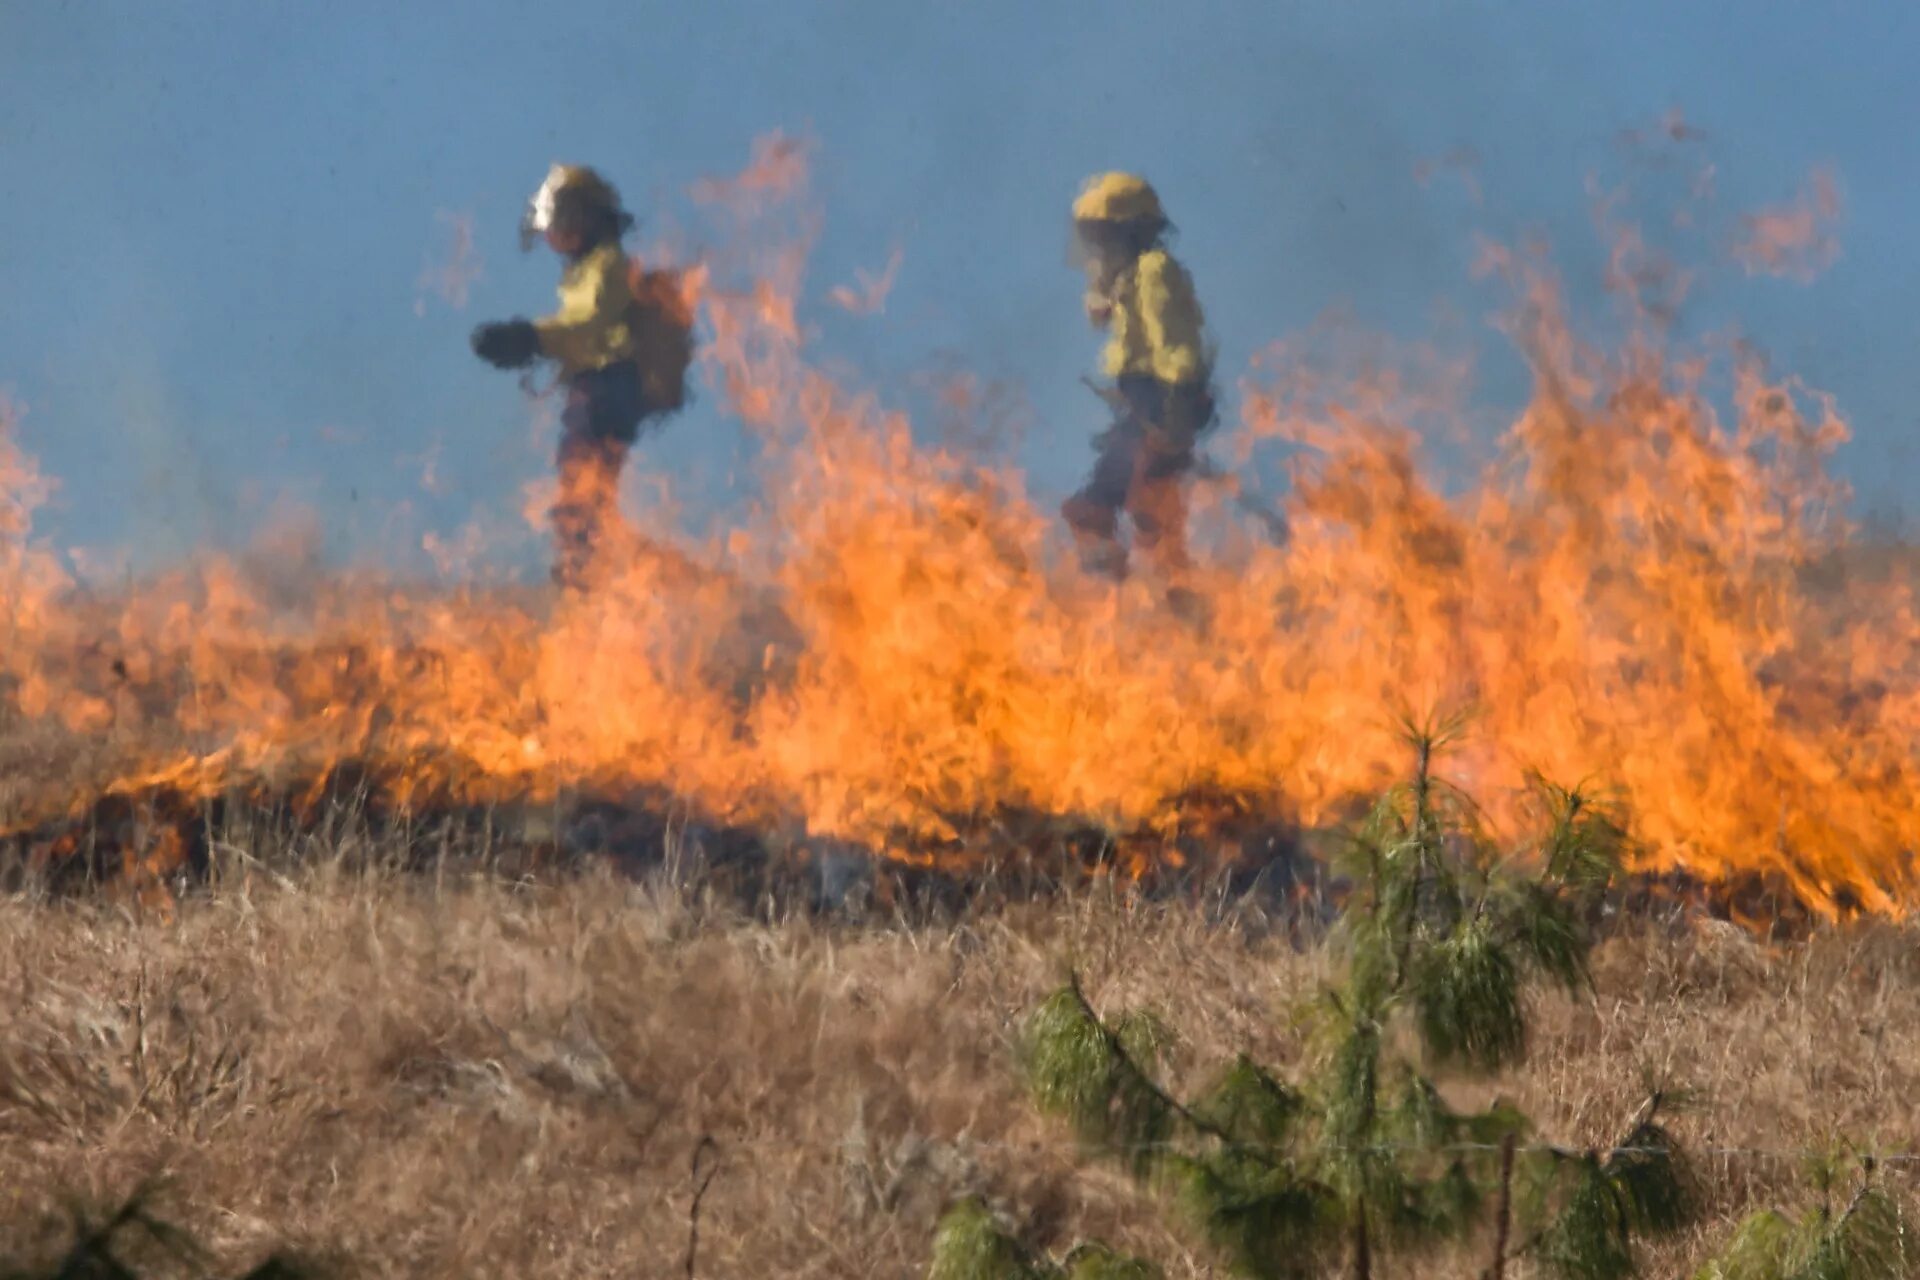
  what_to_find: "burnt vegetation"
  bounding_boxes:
[0,725,1837,941]
[2,720,1916,1276]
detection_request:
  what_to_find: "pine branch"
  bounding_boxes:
[1532,1152,1638,1280]
[1029,981,1345,1278]
[1190,1057,1307,1148]
[1690,1209,1795,1280]
[1168,1155,1335,1280]
[1036,977,1292,1174]
[1529,776,1628,901]
[1519,1091,1695,1280]
[929,1200,1060,1280]
[928,1201,1162,1280]
[1024,979,1177,1175]
[1061,1243,1163,1280]
[1793,1163,1912,1280]
[1691,1161,1912,1280]
[1408,920,1526,1071]
[1490,880,1594,996]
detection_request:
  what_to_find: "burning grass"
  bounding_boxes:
[4,126,1918,1271]
[3,829,1920,1278]
[4,132,1919,922]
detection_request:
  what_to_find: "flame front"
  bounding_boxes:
[2,137,1915,917]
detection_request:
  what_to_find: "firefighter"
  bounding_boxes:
[1064,171,1216,581]
[471,164,690,590]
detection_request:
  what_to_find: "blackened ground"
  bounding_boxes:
[0,764,1837,938]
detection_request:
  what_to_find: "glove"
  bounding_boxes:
[471,319,541,370]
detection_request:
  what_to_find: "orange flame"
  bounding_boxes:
[2,138,1916,919]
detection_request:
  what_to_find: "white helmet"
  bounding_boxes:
[519,163,628,251]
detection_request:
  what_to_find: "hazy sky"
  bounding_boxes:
[4,2,1917,573]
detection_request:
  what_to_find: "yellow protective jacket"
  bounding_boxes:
[533,243,642,377]
[1092,248,1210,387]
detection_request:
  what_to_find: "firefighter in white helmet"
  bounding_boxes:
[472,164,693,590]
[1065,171,1216,581]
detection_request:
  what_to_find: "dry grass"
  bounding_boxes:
[2,841,1919,1278]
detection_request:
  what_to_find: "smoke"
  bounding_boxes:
[828,247,904,316]
[1734,167,1844,283]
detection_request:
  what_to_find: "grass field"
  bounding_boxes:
[3,834,1917,1279]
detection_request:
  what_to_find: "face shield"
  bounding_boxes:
[519,165,566,252]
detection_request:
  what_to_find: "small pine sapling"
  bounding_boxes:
[1691,1153,1915,1280]
[961,714,1698,1280]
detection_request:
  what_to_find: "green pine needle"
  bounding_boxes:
[1691,1209,1796,1280]
[1110,1009,1178,1073]
[1693,1185,1914,1280]
[929,1200,1163,1280]
[1461,1098,1534,1147]
[1396,1157,1483,1242]
[1495,880,1593,994]
[1409,921,1526,1071]
[1800,1185,1914,1280]
[1061,1242,1163,1280]
[1529,1118,1694,1280]
[1535,1154,1639,1280]
[1190,1057,1306,1148]
[929,1200,1059,1280]
[1023,986,1176,1175]
[1333,905,1399,1014]
[1320,1018,1381,1154]
[1385,1073,1460,1150]
[1168,1155,1333,1280]
[1532,778,1629,900]
[1604,1122,1693,1237]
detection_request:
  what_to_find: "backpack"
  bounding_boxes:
[626,262,698,417]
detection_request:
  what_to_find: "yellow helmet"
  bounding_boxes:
[521,163,630,250]
[1072,172,1165,225]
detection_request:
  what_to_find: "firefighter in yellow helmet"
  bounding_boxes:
[471,164,692,590]
[1064,172,1216,580]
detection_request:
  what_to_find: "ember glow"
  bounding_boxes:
[2,136,1916,917]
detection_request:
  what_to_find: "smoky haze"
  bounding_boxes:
[2,1,1916,579]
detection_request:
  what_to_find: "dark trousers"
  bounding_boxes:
[1062,375,1215,577]
[550,362,646,590]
